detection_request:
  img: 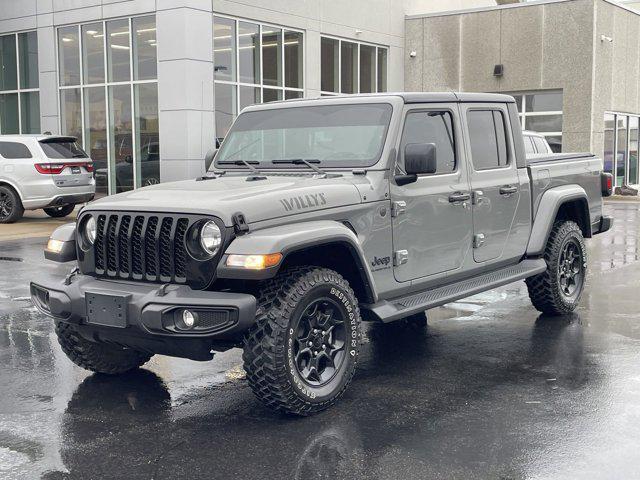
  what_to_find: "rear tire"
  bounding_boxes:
[55,322,152,374]
[526,220,586,315]
[44,204,76,218]
[0,185,24,224]
[243,266,361,415]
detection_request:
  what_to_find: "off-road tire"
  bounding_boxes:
[0,185,24,224]
[526,220,586,315]
[243,266,361,416]
[55,322,152,374]
[44,204,75,218]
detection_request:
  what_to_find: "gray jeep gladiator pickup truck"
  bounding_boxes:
[31,93,613,415]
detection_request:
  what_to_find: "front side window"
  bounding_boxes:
[0,141,32,159]
[215,103,393,169]
[467,110,509,170]
[399,110,456,174]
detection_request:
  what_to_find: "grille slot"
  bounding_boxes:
[91,213,195,284]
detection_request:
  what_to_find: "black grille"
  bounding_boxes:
[91,213,194,283]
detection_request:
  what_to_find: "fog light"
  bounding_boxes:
[182,309,197,329]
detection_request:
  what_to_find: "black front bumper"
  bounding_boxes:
[30,274,257,360]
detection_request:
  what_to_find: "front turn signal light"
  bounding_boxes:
[46,239,65,254]
[226,253,283,270]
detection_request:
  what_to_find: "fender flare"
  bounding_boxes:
[217,220,378,302]
[526,185,589,256]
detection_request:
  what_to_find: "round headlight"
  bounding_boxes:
[199,221,222,256]
[84,215,97,245]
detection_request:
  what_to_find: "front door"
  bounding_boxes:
[462,106,521,263]
[391,104,473,283]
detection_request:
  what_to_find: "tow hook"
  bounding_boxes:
[64,267,79,285]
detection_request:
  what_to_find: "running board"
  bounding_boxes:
[363,259,547,323]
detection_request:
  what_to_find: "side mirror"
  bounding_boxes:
[405,143,437,175]
[204,148,218,171]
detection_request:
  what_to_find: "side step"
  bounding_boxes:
[363,259,547,323]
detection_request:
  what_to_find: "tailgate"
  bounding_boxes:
[38,137,94,187]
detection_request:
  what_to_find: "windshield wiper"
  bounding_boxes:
[271,158,326,177]
[217,159,262,175]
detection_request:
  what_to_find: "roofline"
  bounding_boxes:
[405,0,640,20]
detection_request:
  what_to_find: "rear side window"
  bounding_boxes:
[467,110,509,170]
[524,136,536,154]
[40,140,88,159]
[0,142,32,159]
[532,136,549,154]
[400,110,456,174]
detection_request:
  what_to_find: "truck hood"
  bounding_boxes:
[86,174,364,226]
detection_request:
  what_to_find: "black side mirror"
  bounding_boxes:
[405,143,437,175]
[395,143,437,186]
[204,148,218,171]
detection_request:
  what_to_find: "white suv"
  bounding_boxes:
[0,135,95,223]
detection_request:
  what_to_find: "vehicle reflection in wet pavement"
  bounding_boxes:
[1,202,640,479]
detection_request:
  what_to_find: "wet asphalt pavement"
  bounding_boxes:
[1,202,640,480]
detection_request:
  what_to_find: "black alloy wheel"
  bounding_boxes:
[557,238,585,301]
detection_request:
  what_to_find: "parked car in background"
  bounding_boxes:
[0,135,95,223]
[523,130,554,156]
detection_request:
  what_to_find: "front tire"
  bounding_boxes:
[243,267,361,415]
[44,204,75,218]
[55,322,152,374]
[526,220,587,315]
[0,185,24,223]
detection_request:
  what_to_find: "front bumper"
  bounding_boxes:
[30,274,257,360]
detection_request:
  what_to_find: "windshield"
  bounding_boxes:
[214,103,393,170]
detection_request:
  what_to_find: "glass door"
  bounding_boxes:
[629,116,639,185]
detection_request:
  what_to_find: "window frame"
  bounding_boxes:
[507,90,563,149]
[466,107,513,172]
[0,30,40,135]
[55,14,158,194]
[397,107,459,177]
[319,34,388,96]
[213,13,305,139]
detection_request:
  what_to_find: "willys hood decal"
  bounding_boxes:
[86,174,363,226]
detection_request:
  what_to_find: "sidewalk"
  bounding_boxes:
[0,209,77,242]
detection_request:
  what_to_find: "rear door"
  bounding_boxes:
[391,104,473,282]
[462,105,521,264]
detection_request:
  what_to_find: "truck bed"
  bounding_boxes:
[527,153,603,229]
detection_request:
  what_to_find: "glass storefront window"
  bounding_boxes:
[629,116,639,185]
[340,41,357,94]
[0,34,17,91]
[58,17,158,196]
[84,86,108,197]
[525,91,562,112]
[604,113,615,178]
[134,83,160,187]
[262,27,282,87]
[525,115,563,133]
[18,31,38,89]
[107,19,131,83]
[20,91,39,133]
[109,84,133,193]
[616,115,627,187]
[238,22,260,84]
[60,88,82,143]
[359,44,375,94]
[239,86,260,111]
[132,16,157,81]
[0,94,19,134]
[504,90,563,152]
[377,48,387,92]
[215,82,236,141]
[284,30,303,89]
[214,16,236,82]
[82,23,105,84]
[263,87,282,103]
[321,37,339,93]
[58,26,80,87]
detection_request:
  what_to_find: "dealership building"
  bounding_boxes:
[1,0,640,195]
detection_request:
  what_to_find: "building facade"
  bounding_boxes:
[405,0,640,189]
[0,0,408,197]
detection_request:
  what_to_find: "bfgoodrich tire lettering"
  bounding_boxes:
[55,322,152,374]
[243,266,361,415]
[526,220,587,315]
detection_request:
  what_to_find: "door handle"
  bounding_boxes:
[449,192,471,203]
[499,185,518,195]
